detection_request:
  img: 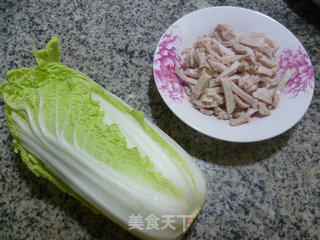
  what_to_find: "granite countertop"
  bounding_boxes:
[0,0,319,239]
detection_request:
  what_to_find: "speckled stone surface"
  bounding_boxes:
[0,0,319,239]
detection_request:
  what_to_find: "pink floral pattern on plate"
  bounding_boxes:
[153,31,184,102]
[154,35,314,102]
[278,46,314,97]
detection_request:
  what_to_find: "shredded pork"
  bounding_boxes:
[174,24,294,126]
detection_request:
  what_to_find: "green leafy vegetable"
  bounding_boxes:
[0,36,206,240]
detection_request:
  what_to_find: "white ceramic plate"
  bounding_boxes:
[153,6,314,142]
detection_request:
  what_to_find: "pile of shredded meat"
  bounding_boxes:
[175,24,296,126]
